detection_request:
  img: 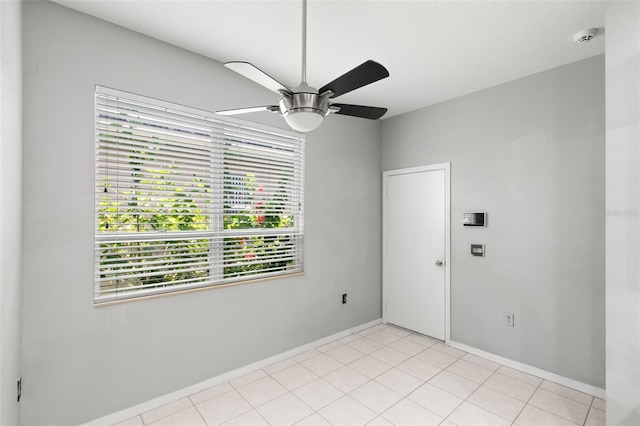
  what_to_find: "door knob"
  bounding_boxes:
[435,260,444,266]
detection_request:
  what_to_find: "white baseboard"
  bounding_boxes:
[449,340,606,400]
[82,318,383,425]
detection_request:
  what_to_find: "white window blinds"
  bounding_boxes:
[95,86,304,304]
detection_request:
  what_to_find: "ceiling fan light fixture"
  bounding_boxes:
[283,110,324,133]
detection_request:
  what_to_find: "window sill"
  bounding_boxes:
[94,271,305,308]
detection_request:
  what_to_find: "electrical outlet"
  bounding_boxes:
[504,312,514,327]
[342,293,347,304]
[17,376,21,402]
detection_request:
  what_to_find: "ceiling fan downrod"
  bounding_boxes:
[277,0,331,132]
[301,0,307,85]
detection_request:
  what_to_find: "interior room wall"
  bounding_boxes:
[381,55,605,388]
[605,1,640,425]
[21,2,382,424]
[0,1,24,424]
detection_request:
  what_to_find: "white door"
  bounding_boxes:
[383,164,449,341]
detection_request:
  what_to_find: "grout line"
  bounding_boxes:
[583,406,591,426]
[147,405,197,426]
[528,388,590,426]
[511,375,544,425]
[582,403,605,426]
[193,404,208,426]
[439,356,502,424]
[142,398,196,426]
[463,400,515,424]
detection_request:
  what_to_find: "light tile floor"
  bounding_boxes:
[114,324,605,426]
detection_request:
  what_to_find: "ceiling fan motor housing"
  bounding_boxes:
[279,86,333,118]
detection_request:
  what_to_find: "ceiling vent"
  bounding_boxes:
[574,28,598,44]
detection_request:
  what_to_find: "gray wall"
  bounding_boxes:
[21,2,381,424]
[605,1,640,425]
[381,55,605,387]
[0,1,23,425]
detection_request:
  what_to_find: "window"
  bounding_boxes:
[95,86,304,303]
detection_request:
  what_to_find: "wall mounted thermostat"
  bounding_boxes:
[463,212,487,227]
[471,244,485,257]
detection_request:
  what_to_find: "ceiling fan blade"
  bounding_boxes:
[331,103,388,120]
[216,105,279,116]
[225,62,292,95]
[319,60,389,98]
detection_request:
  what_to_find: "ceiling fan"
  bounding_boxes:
[216,0,390,133]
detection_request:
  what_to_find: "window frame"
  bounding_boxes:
[94,86,305,305]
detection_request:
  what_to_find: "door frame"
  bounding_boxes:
[382,162,451,343]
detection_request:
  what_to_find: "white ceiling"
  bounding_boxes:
[52,0,605,119]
